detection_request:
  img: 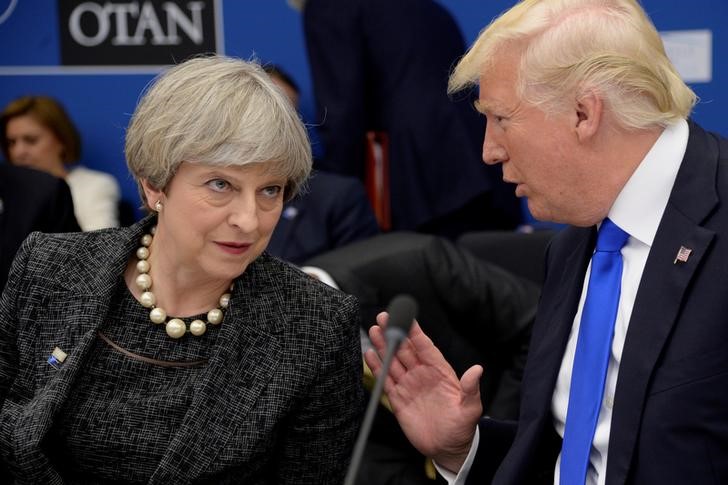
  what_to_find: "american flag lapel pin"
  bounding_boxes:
[673,246,692,265]
[47,347,68,369]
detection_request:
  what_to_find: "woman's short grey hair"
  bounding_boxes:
[125,55,312,207]
[449,0,697,131]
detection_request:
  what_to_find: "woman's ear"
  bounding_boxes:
[140,179,163,211]
[574,90,604,143]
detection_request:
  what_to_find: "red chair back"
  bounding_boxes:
[364,131,391,230]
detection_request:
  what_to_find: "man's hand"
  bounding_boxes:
[364,312,483,473]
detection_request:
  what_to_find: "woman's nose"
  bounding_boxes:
[228,195,260,233]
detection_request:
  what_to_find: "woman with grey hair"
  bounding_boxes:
[0,55,364,484]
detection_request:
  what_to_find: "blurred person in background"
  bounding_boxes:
[299,0,522,236]
[264,64,380,264]
[1,95,120,230]
[0,163,79,290]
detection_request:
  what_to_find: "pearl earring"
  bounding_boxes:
[154,200,163,212]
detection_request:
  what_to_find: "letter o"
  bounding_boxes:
[69,3,110,47]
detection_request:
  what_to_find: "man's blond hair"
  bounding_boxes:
[449,0,696,130]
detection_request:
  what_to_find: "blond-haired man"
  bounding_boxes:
[366,1,728,484]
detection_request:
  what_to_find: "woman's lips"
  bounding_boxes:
[215,241,252,255]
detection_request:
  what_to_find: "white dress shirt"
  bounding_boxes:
[441,119,688,484]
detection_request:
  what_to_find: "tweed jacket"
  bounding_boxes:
[0,217,364,484]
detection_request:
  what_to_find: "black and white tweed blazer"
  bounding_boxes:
[0,217,364,484]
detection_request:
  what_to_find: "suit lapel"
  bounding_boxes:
[150,258,287,484]
[606,123,719,484]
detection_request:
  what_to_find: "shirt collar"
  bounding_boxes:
[608,119,688,247]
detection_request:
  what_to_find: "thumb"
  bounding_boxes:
[460,364,483,401]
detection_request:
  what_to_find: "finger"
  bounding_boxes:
[367,323,408,381]
[407,321,448,365]
[372,312,415,375]
[368,323,387,353]
[364,348,403,400]
[392,330,420,370]
[377,319,448,379]
[407,321,429,344]
[364,347,382,375]
[375,311,389,328]
[376,314,421,371]
[460,364,484,396]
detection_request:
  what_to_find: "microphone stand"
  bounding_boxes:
[343,294,416,485]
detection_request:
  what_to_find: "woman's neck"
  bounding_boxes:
[124,238,232,317]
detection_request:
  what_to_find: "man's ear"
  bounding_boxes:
[140,179,163,210]
[574,90,603,142]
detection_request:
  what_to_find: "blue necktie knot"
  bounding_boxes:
[596,218,629,253]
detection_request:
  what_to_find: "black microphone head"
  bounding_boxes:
[384,294,418,343]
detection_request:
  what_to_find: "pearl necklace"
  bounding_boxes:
[134,227,231,339]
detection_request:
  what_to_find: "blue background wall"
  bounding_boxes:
[0,0,725,221]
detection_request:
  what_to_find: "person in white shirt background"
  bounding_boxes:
[1,95,120,231]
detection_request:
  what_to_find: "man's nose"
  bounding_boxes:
[482,130,507,165]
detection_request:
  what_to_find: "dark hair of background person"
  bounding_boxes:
[0,96,81,164]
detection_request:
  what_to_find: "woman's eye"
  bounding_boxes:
[261,185,283,198]
[207,179,230,192]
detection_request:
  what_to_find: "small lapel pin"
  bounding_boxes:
[673,246,692,265]
[47,347,68,369]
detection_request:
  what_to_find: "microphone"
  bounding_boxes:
[343,294,418,485]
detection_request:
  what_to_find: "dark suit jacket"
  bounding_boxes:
[307,232,537,485]
[267,171,380,265]
[467,123,728,484]
[303,0,519,230]
[306,232,539,419]
[0,164,80,290]
[0,217,364,484]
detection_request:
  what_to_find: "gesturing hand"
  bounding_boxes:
[364,312,483,473]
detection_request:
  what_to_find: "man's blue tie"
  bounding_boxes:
[560,218,629,484]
